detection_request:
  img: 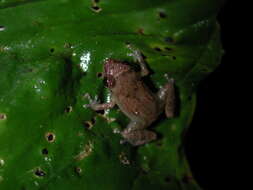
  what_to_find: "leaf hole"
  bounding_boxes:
[137,28,145,35]
[42,148,48,155]
[75,166,82,175]
[91,5,102,12]
[158,11,167,19]
[154,47,162,52]
[34,168,46,177]
[96,72,103,78]
[65,106,73,113]
[172,56,176,60]
[0,26,5,31]
[165,176,171,183]
[45,132,55,143]
[0,113,7,120]
[84,121,93,130]
[50,48,55,53]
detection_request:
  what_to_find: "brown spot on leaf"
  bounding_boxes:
[0,113,6,120]
[84,121,93,130]
[119,152,130,165]
[91,0,102,12]
[75,141,94,161]
[159,11,167,18]
[137,28,145,35]
[34,168,46,177]
[45,132,55,143]
[65,106,73,113]
[75,166,82,175]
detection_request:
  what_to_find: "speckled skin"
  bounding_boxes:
[105,60,160,125]
[85,58,175,146]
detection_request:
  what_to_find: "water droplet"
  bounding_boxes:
[39,80,46,84]
[0,159,4,167]
[80,52,91,72]
[113,128,120,134]
[34,181,39,186]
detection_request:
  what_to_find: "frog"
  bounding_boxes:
[84,49,175,146]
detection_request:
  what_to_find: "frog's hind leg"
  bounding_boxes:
[157,76,175,118]
[121,129,157,146]
[121,121,157,146]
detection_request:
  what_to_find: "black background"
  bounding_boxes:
[184,1,238,190]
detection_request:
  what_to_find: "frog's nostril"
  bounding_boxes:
[97,72,103,78]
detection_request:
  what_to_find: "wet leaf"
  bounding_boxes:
[0,0,224,189]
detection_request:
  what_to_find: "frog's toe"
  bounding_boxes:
[83,103,91,108]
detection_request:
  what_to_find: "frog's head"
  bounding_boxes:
[103,59,130,88]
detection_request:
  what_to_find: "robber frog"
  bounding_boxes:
[84,50,175,146]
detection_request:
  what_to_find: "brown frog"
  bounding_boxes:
[84,50,175,146]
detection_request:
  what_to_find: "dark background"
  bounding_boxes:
[184,1,238,189]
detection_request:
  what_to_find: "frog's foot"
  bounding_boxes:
[83,93,100,110]
[126,44,149,77]
[121,129,157,146]
[157,74,175,118]
[83,93,116,111]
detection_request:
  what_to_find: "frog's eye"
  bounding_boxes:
[104,74,115,88]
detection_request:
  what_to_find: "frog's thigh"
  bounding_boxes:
[122,129,157,146]
[157,81,175,118]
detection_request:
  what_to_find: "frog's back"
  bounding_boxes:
[112,71,159,124]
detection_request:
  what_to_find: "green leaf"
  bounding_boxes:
[0,0,224,189]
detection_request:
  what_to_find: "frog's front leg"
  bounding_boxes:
[121,121,157,146]
[157,75,175,118]
[127,45,149,77]
[83,93,115,111]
